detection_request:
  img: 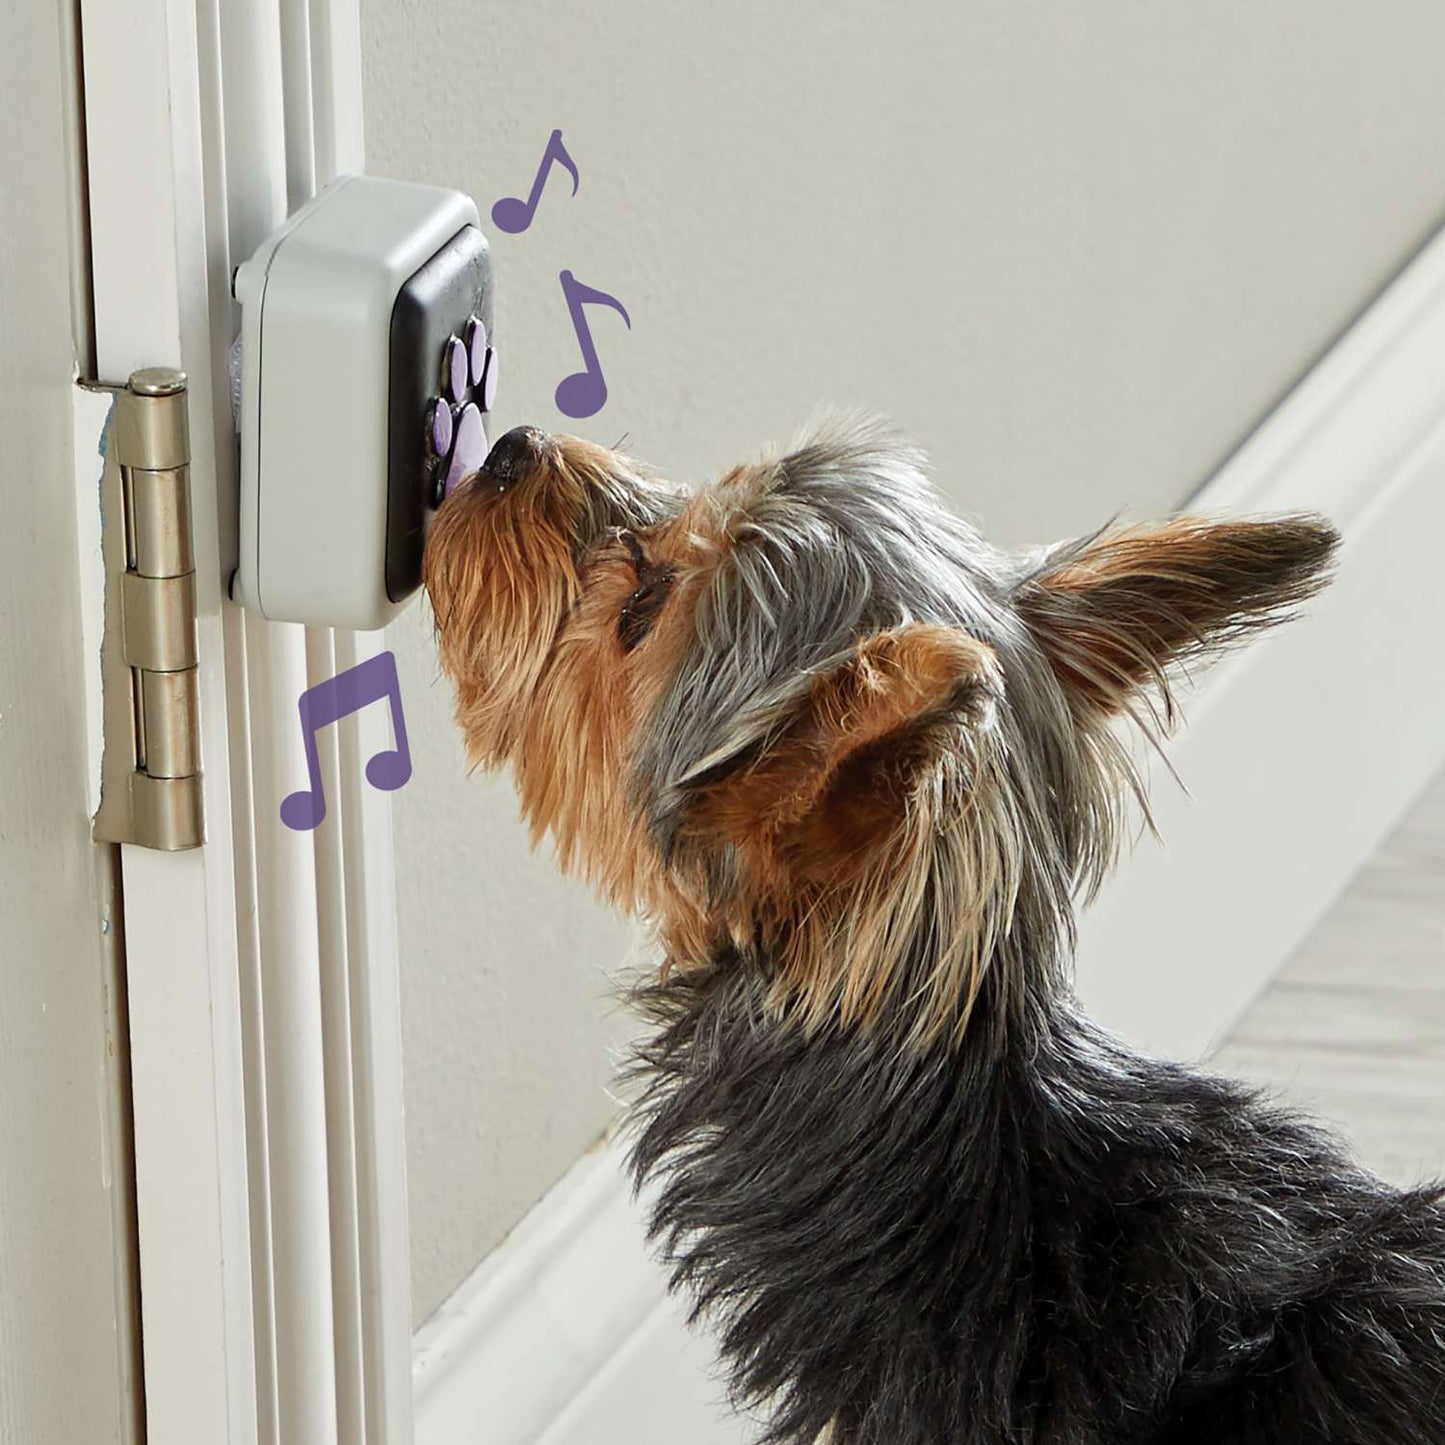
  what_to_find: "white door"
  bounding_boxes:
[71,0,414,1441]
[0,3,141,1439]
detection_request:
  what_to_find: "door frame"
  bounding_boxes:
[74,0,413,1440]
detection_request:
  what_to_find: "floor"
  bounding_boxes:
[1211,767,1445,1185]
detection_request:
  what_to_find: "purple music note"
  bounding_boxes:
[280,651,412,831]
[555,270,631,420]
[491,129,579,234]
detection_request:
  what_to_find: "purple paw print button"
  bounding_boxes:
[427,316,498,504]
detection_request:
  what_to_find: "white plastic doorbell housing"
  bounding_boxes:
[232,174,495,630]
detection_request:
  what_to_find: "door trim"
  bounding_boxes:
[75,0,413,1439]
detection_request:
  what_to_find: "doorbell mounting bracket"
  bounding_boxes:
[232,173,494,630]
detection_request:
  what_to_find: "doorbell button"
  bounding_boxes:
[429,396,454,458]
[466,318,488,380]
[445,336,469,403]
[231,173,494,630]
[480,348,499,411]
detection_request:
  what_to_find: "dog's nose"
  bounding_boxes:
[482,425,548,484]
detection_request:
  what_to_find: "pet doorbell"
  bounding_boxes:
[232,174,496,630]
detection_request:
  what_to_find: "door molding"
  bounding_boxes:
[76,0,413,1440]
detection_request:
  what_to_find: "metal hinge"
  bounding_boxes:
[93,368,205,850]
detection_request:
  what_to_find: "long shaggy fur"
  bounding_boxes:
[630,964,1445,1444]
[424,418,1445,1445]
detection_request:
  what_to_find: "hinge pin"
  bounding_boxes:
[93,368,206,850]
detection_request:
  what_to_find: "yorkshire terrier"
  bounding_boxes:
[424,420,1445,1444]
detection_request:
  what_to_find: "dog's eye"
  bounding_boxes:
[619,567,674,652]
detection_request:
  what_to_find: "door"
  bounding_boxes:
[0,2,142,1439]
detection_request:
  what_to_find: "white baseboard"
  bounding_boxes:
[412,1141,752,1445]
[413,228,1445,1443]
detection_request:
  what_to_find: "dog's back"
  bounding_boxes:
[633,970,1445,1445]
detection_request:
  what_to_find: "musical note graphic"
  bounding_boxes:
[554,269,631,419]
[491,129,580,234]
[280,650,412,831]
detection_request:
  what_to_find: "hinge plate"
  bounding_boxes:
[94,368,205,850]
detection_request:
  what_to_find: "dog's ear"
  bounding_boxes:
[1015,514,1338,720]
[684,623,1002,887]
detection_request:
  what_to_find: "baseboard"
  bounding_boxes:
[1074,228,1445,1058]
[412,1141,751,1445]
[412,228,1445,1443]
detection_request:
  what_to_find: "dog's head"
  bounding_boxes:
[425,420,1337,1043]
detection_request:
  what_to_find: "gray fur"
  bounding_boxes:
[441,418,1441,1444]
[632,418,1134,1034]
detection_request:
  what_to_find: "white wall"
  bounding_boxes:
[0,1,139,1438]
[362,0,1445,1323]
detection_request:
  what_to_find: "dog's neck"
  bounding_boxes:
[628,958,1074,1442]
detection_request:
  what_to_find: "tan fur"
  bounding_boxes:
[426,435,1334,1050]
[427,445,731,954]
[1019,515,1333,723]
[423,449,589,763]
[670,625,1017,1041]
[690,625,997,867]
[426,441,1020,1045]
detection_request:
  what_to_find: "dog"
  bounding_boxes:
[424,419,1445,1444]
